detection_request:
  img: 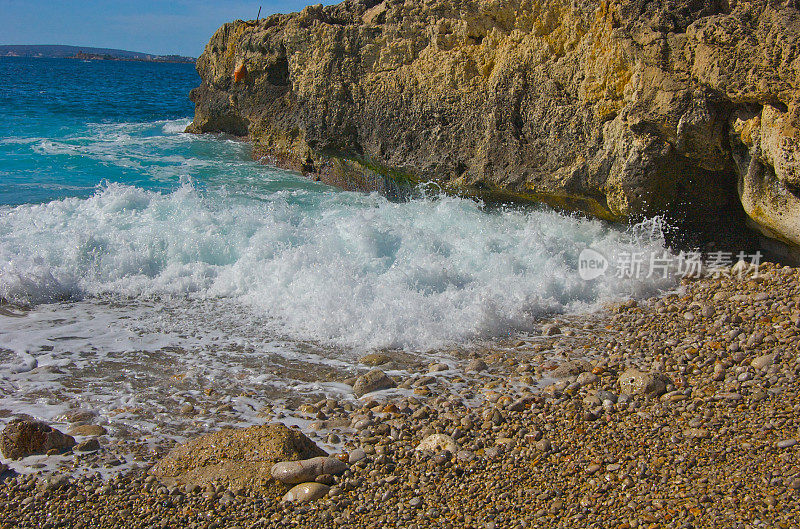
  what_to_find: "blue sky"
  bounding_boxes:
[0,1,328,57]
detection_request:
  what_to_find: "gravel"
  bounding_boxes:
[2,262,800,528]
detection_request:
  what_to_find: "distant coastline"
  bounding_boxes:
[0,44,195,64]
[69,50,195,64]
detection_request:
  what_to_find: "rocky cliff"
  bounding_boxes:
[186,0,800,251]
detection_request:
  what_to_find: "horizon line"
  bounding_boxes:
[0,43,197,59]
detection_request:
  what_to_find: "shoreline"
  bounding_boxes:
[2,262,799,527]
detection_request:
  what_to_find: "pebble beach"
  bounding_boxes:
[2,261,800,528]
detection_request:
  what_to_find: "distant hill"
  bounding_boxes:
[0,45,195,63]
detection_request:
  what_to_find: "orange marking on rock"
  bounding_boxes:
[234,63,247,82]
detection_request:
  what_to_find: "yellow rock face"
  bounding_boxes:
[187,0,800,251]
[731,104,800,248]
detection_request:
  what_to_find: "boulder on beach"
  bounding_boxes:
[0,419,76,460]
[68,424,107,437]
[359,353,391,366]
[465,358,488,373]
[352,369,396,397]
[150,423,326,497]
[618,368,670,397]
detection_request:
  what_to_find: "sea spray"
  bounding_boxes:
[0,179,676,351]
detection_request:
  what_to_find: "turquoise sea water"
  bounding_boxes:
[0,58,675,449]
[0,58,200,205]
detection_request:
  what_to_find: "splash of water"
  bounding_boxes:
[0,179,675,350]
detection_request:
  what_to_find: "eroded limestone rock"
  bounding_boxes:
[150,423,326,496]
[1,419,76,460]
[186,0,800,251]
[352,369,396,397]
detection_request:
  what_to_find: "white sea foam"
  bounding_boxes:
[162,119,192,134]
[0,180,675,351]
[0,153,680,466]
[0,137,40,145]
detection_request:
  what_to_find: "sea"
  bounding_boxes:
[0,57,676,468]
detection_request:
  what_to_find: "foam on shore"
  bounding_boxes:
[0,180,675,351]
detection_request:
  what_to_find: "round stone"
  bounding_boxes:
[416,433,458,453]
[282,482,330,503]
[68,424,107,437]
